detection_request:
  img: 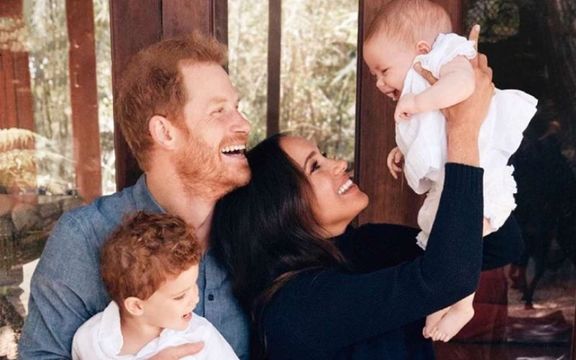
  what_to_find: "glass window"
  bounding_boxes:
[280,0,358,162]
[0,1,112,357]
[228,0,269,145]
[228,0,359,162]
[434,0,576,358]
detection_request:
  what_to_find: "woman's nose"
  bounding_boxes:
[332,159,348,175]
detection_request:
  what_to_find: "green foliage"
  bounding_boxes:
[0,128,71,193]
[0,129,38,191]
[19,0,115,195]
[93,0,116,194]
[24,0,75,192]
[229,0,358,161]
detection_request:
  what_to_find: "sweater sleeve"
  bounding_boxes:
[262,163,484,357]
[481,215,523,270]
[336,224,423,272]
[340,216,522,273]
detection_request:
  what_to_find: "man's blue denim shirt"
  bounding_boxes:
[18,176,250,359]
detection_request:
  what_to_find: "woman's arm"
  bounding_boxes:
[445,52,492,166]
[340,216,521,273]
[335,224,423,273]
[263,164,484,357]
[482,215,523,270]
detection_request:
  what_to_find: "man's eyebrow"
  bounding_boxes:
[207,97,228,106]
[303,151,317,170]
[207,96,241,106]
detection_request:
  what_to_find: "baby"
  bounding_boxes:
[72,211,238,359]
[363,0,536,343]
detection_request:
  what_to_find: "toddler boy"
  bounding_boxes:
[72,211,238,359]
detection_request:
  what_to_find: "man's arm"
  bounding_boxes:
[18,214,107,359]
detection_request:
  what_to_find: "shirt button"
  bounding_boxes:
[208,294,214,301]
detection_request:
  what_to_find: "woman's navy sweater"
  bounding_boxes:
[259,164,522,359]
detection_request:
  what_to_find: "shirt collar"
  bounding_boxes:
[132,175,166,214]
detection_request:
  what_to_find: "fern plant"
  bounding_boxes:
[0,128,71,193]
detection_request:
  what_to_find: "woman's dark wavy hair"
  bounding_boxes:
[211,134,347,355]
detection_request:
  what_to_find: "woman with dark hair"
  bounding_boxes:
[212,55,521,359]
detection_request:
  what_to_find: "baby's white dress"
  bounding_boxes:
[71,301,239,360]
[395,33,537,249]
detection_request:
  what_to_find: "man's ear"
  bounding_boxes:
[123,297,145,316]
[416,40,431,55]
[149,115,178,150]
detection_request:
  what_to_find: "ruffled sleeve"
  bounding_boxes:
[415,33,477,79]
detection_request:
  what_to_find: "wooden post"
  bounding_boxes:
[110,0,228,190]
[109,0,163,190]
[0,0,34,131]
[66,0,102,202]
[266,0,281,136]
[0,50,18,128]
[355,0,422,226]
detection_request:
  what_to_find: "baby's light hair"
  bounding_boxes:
[365,0,452,46]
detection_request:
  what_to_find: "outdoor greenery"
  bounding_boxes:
[20,0,115,196]
[24,0,75,193]
[228,0,359,161]
[6,0,574,193]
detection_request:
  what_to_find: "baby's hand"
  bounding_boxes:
[394,93,419,122]
[387,147,404,180]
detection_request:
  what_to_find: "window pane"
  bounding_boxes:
[0,0,112,357]
[280,0,358,162]
[228,0,359,162]
[434,0,576,358]
[228,0,269,145]
[94,0,115,195]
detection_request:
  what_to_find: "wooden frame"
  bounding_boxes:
[0,0,33,130]
[66,0,102,202]
[266,0,281,136]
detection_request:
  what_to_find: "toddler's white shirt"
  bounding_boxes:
[395,33,537,248]
[72,301,239,360]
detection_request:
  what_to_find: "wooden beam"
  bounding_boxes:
[213,0,228,46]
[1,50,18,128]
[110,0,162,190]
[0,0,34,131]
[266,0,281,136]
[432,0,463,33]
[0,51,8,128]
[66,0,102,202]
[13,51,34,130]
[355,0,422,227]
[0,0,22,17]
[163,0,209,38]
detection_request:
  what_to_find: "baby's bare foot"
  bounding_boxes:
[429,306,474,342]
[423,308,449,338]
